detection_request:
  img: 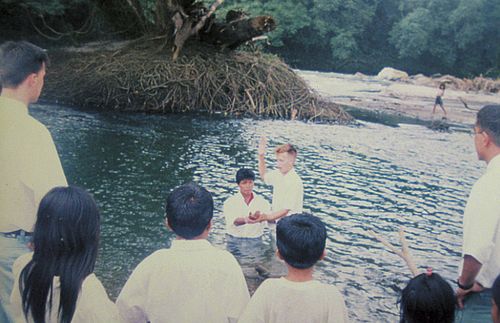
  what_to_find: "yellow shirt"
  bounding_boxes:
[0,96,67,232]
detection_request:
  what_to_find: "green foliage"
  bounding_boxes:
[2,0,498,77]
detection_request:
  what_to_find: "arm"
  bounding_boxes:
[456,255,483,308]
[254,209,289,222]
[258,136,267,181]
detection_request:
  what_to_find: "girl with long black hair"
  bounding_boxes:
[10,186,118,323]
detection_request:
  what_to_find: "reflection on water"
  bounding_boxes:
[32,104,482,322]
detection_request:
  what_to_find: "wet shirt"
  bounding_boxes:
[116,239,250,323]
[264,168,303,215]
[0,96,67,232]
[461,154,500,288]
[238,277,349,323]
[223,191,271,238]
[10,252,119,323]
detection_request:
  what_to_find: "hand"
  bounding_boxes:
[258,136,267,156]
[249,211,261,221]
[456,282,483,309]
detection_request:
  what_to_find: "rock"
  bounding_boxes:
[354,72,366,78]
[376,67,409,81]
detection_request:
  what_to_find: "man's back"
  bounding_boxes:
[239,278,348,323]
[117,239,250,323]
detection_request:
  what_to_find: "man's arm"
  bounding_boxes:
[456,255,483,308]
[252,209,289,222]
[258,136,267,181]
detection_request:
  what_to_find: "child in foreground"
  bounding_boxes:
[398,269,455,323]
[238,213,349,323]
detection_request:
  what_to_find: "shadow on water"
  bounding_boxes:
[30,103,482,322]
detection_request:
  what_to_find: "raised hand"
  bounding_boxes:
[258,136,267,156]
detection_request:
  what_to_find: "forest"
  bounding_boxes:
[1,0,499,78]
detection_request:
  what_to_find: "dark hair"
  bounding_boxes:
[236,168,255,184]
[20,186,100,323]
[476,105,500,146]
[493,274,500,314]
[165,183,213,239]
[276,213,326,269]
[0,41,49,88]
[399,272,455,323]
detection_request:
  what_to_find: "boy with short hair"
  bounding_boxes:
[238,213,348,323]
[117,183,250,323]
[257,137,304,222]
[224,168,271,238]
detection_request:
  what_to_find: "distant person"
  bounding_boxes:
[399,270,455,323]
[0,41,67,321]
[432,83,447,118]
[117,183,250,323]
[456,105,500,322]
[492,274,500,323]
[224,168,271,238]
[10,186,119,323]
[238,213,348,323]
[257,137,303,222]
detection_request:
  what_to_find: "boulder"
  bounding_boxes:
[377,67,409,81]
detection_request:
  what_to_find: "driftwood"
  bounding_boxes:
[167,0,276,60]
[369,228,419,276]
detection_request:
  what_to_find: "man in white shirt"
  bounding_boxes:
[257,137,304,222]
[224,168,271,238]
[117,183,250,323]
[456,105,500,322]
[0,41,67,322]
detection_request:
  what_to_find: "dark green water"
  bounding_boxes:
[32,103,482,322]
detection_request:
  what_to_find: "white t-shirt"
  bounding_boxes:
[10,253,119,323]
[264,168,303,215]
[117,239,250,323]
[238,277,349,323]
[0,96,67,233]
[460,154,500,288]
[224,191,271,238]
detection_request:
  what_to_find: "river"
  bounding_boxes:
[31,102,482,322]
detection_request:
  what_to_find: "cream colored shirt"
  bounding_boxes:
[224,191,271,238]
[264,168,303,215]
[238,277,349,323]
[0,96,67,232]
[117,239,250,323]
[460,154,500,288]
[10,252,119,323]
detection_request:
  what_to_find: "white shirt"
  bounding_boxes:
[0,97,67,233]
[116,239,250,323]
[224,191,271,238]
[264,168,303,215]
[238,277,349,323]
[10,252,119,323]
[461,154,500,288]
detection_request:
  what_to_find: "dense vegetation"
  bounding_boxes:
[1,0,499,77]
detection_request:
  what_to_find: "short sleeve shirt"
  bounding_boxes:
[264,168,303,215]
[223,191,271,238]
[460,154,500,288]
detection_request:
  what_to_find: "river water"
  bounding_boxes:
[31,102,482,322]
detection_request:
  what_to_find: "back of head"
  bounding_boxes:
[21,185,100,323]
[0,41,48,89]
[493,274,500,321]
[236,168,255,184]
[275,143,298,158]
[399,272,455,323]
[477,105,500,147]
[165,183,213,239]
[276,213,326,269]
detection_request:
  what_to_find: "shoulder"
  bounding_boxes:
[13,252,34,277]
[318,282,346,304]
[224,192,240,205]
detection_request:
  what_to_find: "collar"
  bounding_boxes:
[487,154,500,172]
[0,96,29,115]
[238,191,255,205]
[171,239,212,251]
[280,167,296,177]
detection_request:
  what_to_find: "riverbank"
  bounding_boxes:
[298,70,500,126]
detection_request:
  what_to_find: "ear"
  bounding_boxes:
[205,220,212,232]
[483,131,494,147]
[26,73,38,87]
[165,217,173,231]
[276,249,284,260]
[319,249,327,261]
